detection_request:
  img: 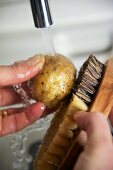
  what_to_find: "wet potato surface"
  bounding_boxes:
[32,54,76,108]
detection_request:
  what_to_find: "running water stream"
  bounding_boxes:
[11,27,55,170]
[40,27,55,55]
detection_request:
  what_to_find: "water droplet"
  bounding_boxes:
[13,83,31,106]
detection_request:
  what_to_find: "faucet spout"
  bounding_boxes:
[30,0,53,28]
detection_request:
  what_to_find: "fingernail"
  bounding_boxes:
[27,55,45,69]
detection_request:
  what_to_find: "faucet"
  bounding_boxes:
[30,0,55,55]
[30,0,53,28]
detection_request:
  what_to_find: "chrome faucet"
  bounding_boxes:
[30,0,53,28]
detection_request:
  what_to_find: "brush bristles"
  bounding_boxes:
[73,55,104,105]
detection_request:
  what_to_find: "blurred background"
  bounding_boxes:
[0,0,113,170]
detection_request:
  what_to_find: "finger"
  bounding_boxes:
[0,87,21,106]
[109,107,113,127]
[76,131,87,147]
[0,107,25,115]
[41,105,59,118]
[0,55,45,87]
[1,104,56,116]
[0,102,46,136]
[73,112,112,148]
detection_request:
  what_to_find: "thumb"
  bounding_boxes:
[73,112,112,148]
[0,55,45,87]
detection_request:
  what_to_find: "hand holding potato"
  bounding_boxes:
[0,55,45,136]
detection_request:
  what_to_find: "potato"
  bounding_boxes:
[32,54,76,108]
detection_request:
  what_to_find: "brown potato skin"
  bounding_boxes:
[32,54,76,108]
